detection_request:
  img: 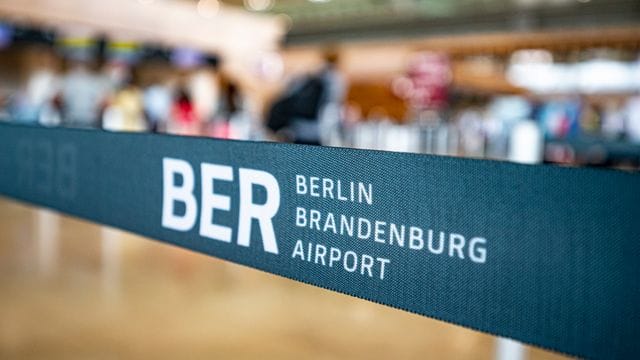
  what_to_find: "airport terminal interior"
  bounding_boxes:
[0,0,639,358]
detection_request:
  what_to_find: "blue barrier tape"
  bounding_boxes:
[0,123,638,359]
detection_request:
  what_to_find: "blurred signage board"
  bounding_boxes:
[0,0,284,59]
[404,52,451,111]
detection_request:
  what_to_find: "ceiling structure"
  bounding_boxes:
[0,0,284,57]
[0,0,637,49]
[225,0,640,44]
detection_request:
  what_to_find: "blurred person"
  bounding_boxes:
[209,74,254,140]
[11,68,60,125]
[457,109,486,157]
[188,64,219,134]
[601,99,626,140]
[217,74,268,141]
[102,67,146,132]
[579,101,601,135]
[59,59,111,128]
[538,100,578,139]
[318,51,347,146]
[266,50,346,145]
[9,46,61,125]
[625,95,640,143]
[169,86,198,136]
[143,79,173,133]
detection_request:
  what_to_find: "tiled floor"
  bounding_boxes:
[0,197,568,359]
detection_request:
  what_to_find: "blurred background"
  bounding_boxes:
[0,0,638,358]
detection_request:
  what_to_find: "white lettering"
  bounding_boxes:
[237,168,280,254]
[409,226,424,250]
[162,158,197,231]
[296,175,307,195]
[469,237,487,263]
[296,207,307,227]
[199,163,233,242]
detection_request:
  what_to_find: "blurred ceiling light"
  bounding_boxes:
[577,60,637,93]
[507,56,639,93]
[244,0,274,12]
[308,0,331,3]
[510,49,553,65]
[197,0,220,19]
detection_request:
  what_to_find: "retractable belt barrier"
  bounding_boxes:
[0,122,638,359]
